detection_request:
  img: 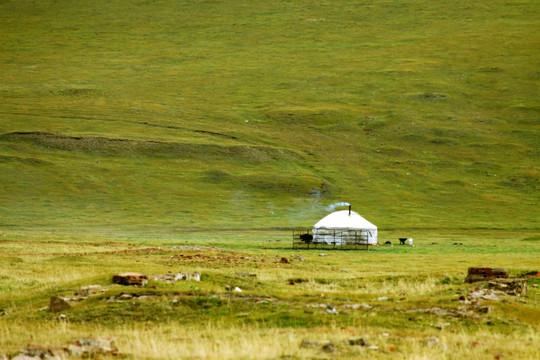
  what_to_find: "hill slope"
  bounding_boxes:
[0,0,538,233]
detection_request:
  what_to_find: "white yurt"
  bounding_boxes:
[312,206,377,245]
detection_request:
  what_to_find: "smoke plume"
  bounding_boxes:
[325,202,350,212]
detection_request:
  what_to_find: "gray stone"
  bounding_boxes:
[68,339,118,356]
[321,342,337,353]
[348,338,370,346]
[49,297,71,313]
[300,339,323,348]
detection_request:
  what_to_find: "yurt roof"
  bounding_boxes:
[313,210,377,230]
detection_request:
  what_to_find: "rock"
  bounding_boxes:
[326,305,338,315]
[112,272,148,286]
[300,339,322,348]
[367,345,379,350]
[118,293,133,300]
[234,287,242,292]
[74,285,104,297]
[477,306,491,314]
[68,339,119,357]
[343,303,372,310]
[321,342,337,353]
[377,296,388,301]
[467,288,504,302]
[288,278,308,285]
[348,338,370,346]
[49,297,71,313]
[319,253,327,256]
[12,346,63,360]
[151,272,201,282]
[434,322,451,329]
[235,272,256,278]
[465,267,508,283]
[488,278,527,296]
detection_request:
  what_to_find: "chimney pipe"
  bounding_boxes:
[349,205,351,215]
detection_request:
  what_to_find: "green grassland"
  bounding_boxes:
[0,0,538,231]
[0,0,539,358]
[0,231,539,359]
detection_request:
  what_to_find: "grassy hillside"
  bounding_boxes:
[0,0,538,233]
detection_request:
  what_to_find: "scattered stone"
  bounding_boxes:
[367,345,379,350]
[12,351,59,360]
[280,257,290,264]
[309,303,328,308]
[341,269,348,273]
[150,272,201,282]
[235,272,257,278]
[382,333,389,337]
[68,339,119,357]
[326,305,338,315]
[348,338,370,347]
[343,303,373,310]
[74,285,104,297]
[112,272,148,286]
[377,296,388,301]
[292,255,305,262]
[118,293,133,300]
[319,253,327,257]
[11,345,65,360]
[49,297,71,313]
[488,278,527,296]
[465,267,508,283]
[467,288,505,302]
[237,312,249,317]
[300,339,323,348]
[407,307,477,318]
[288,278,308,285]
[234,287,242,292]
[477,306,491,314]
[58,314,67,320]
[434,322,451,329]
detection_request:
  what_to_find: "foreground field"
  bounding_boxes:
[1,230,538,359]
